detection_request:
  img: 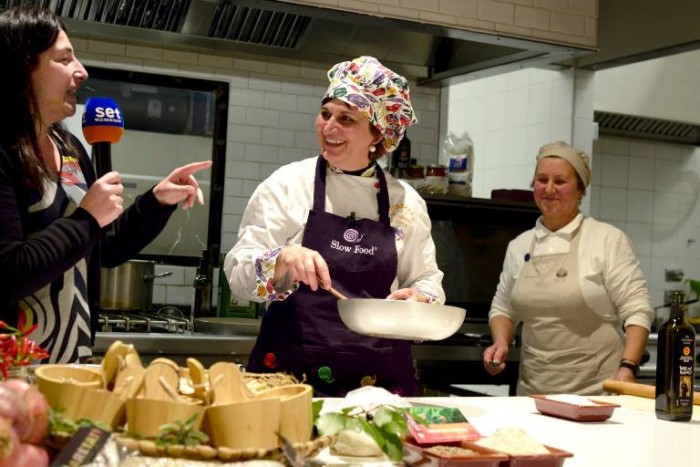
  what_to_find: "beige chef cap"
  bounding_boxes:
[536,141,591,187]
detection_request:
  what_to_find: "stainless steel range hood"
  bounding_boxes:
[23,0,594,85]
[595,111,700,145]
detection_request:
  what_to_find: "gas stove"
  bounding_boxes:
[97,305,190,334]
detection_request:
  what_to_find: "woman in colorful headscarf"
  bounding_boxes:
[483,141,653,395]
[224,56,445,396]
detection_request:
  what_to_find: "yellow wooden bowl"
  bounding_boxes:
[125,398,206,438]
[34,364,104,418]
[69,387,126,428]
[205,397,281,450]
[255,384,313,444]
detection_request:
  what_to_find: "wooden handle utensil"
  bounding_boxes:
[602,379,700,406]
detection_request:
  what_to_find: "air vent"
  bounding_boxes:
[206,2,310,48]
[18,0,192,32]
[595,111,700,145]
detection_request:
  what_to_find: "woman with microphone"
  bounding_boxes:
[0,6,211,363]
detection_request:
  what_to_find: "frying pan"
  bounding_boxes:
[325,285,466,341]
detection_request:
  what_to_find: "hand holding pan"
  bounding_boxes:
[319,278,466,341]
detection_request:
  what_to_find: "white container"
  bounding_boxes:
[448,171,471,197]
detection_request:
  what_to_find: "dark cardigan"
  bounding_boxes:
[0,133,176,343]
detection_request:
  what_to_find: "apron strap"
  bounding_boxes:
[375,165,390,226]
[313,156,327,211]
[313,155,391,227]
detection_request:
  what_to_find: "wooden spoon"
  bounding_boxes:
[124,344,142,368]
[113,364,146,400]
[209,362,252,404]
[143,361,180,401]
[315,276,348,300]
[101,340,129,390]
[186,358,210,405]
[325,285,348,300]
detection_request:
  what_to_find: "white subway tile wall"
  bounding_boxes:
[75,40,441,306]
[591,136,700,310]
[444,65,700,312]
[441,66,595,211]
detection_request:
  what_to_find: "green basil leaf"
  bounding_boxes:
[316,412,348,435]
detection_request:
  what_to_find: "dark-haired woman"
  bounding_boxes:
[0,7,211,363]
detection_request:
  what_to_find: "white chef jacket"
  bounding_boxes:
[225,156,445,304]
[490,213,653,330]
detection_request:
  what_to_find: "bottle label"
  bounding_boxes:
[675,335,695,407]
[448,154,468,172]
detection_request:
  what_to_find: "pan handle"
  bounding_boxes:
[144,271,173,281]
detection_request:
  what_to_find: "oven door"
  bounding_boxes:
[412,319,521,396]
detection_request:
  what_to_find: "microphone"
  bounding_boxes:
[81,97,124,177]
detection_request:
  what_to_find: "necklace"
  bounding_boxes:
[328,162,376,177]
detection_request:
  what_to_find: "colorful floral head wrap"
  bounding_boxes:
[323,56,417,153]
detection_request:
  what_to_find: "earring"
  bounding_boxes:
[369,146,376,153]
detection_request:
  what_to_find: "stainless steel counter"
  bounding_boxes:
[94,332,513,363]
[93,332,257,367]
[93,331,520,391]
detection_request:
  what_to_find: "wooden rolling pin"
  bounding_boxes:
[603,379,700,406]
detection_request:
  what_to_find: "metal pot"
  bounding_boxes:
[100,260,172,311]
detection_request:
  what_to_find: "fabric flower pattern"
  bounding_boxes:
[324,56,417,153]
[254,247,298,302]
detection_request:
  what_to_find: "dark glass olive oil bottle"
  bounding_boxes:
[655,291,696,421]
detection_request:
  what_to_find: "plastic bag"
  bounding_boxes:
[441,131,474,197]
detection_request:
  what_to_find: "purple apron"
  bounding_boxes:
[248,156,419,396]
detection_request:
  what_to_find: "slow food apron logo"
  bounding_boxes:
[330,229,378,256]
[343,229,364,243]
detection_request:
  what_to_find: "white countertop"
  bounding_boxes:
[321,395,699,467]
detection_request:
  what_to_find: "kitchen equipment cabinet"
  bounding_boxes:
[416,195,539,394]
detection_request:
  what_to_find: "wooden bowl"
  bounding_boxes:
[69,387,126,428]
[256,384,313,443]
[126,398,206,438]
[205,397,281,449]
[34,364,104,418]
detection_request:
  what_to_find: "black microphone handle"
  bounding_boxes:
[92,142,112,178]
[91,142,115,235]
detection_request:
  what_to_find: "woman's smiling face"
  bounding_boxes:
[31,30,88,129]
[533,156,584,231]
[314,99,379,171]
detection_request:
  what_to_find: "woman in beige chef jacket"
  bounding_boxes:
[483,141,653,395]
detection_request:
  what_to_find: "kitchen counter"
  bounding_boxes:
[92,332,519,392]
[320,395,700,466]
[93,332,503,366]
[93,332,257,366]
